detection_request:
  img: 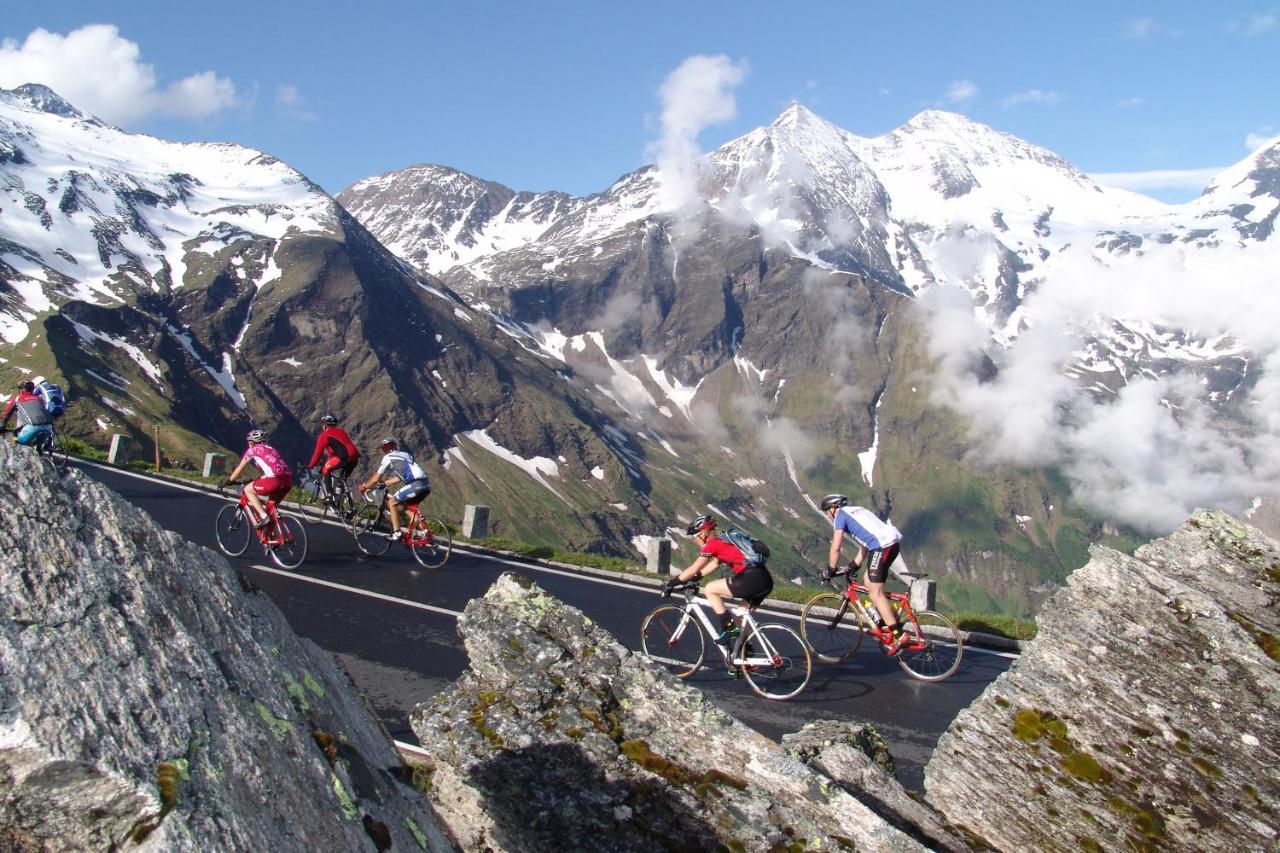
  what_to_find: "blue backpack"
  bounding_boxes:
[35,380,66,418]
[719,528,770,569]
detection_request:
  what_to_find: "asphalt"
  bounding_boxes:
[75,460,1015,791]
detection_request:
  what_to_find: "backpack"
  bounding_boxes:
[35,380,66,418]
[720,528,770,569]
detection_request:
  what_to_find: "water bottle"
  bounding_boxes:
[861,598,884,627]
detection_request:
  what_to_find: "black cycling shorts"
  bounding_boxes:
[864,543,900,584]
[727,567,774,607]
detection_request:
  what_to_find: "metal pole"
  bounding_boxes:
[154,425,160,472]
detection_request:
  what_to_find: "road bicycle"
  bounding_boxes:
[290,466,361,531]
[352,485,452,568]
[7,426,68,476]
[640,578,811,701]
[799,565,963,682]
[214,482,309,570]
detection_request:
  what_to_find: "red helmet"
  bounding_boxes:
[685,515,716,536]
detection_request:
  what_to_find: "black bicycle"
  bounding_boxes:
[290,467,361,531]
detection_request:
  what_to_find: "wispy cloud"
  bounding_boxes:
[1226,9,1278,36]
[1002,89,1061,108]
[1089,166,1225,192]
[275,83,317,122]
[0,24,240,125]
[1246,126,1278,151]
[1116,96,1145,108]
[1123,17,1184,39]
[945,79,978,103]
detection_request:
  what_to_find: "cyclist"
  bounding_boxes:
[358,437,431,541]
[306,413,361,498]
[223,430,293,528]
[2,381,54,449]
[820,494,905,654]
[662,515,774,645]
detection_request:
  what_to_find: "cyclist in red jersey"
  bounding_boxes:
[306,414,360,494]
[662,515,774,645]
[224,430,293,527]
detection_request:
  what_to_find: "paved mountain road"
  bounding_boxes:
[77,461,1014,791]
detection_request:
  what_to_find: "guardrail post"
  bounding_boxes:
[645,537,673,576]
[108,434,131,465]
[910,578,936,613]
[462,505,489,539]
[202,453,226,478]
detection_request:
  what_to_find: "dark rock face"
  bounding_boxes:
[0,443,453,851]
[412,572,935,851]
[925,509,1279,851]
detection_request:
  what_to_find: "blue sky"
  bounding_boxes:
[1,2,1276,202]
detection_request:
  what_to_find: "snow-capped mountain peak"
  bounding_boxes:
[0,82,94,122]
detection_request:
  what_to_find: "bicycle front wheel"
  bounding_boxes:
[334,483,362,532]
[214,504,251,557]
[48,433,69,474]
[409,516,452,568]
[640,605,705,678]
[740,623,811,701]
[269,514,308,570]
[800,592,865,663]
[896,610,964,682]
[353,503,393,556]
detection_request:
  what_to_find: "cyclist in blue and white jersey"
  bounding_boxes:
[821,494,906,653]
[358,437,431,540]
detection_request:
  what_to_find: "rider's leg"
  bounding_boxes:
[246,483,268,525]
[702,577,739,640]
[866,580,898,631]
[387,497,402,532]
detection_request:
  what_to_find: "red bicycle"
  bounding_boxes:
[215,483,309,570]
[800,565,963,682]
[352,485,452,568]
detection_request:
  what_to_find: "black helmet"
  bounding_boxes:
[16,380,34,393]
[685,515,716,536]
[320,413,337,426]
[820,494,848,511]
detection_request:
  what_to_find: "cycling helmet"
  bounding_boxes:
[247,429,267,444]
[320,413,337,426]
[820,494,848,511]
[380,436,398,451]
[16,380,34,393]
[685,514,716,536]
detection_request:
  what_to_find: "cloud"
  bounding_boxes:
[0,25,240,125]
[1123,17,1161,38]
[275,83,318,122]
[945,80,978,103]
[1226,9,1278,36]
[1002,89,1061,108]
[1116,96,1145,108]
[1089,167,1225,192]
[649,54,749,212]
[1245,126,1278,151]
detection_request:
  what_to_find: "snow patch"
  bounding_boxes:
[462,429,567,502]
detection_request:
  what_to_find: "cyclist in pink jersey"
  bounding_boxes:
[224,430,293,527]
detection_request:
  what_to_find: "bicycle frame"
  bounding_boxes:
[236,487,288,546]
[670,591,784,669]
[362,490,435,547]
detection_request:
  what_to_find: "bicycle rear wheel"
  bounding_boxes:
[215,504,251,557]
[334,482,362,532]
[353,502,393,556]
[640,605,705,678]
[269,514,308,570]
[47,433,69,474]
[800,592,865,663]
[740,623,811,700]
[409,516,452,568]
[896,610,964,682]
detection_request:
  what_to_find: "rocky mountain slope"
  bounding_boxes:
[0,441,453,851]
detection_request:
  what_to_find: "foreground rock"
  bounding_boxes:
[926,509,1279,851]
[412,572,963,851]
[0,445,453,851]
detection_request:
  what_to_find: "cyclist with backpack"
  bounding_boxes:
[223,430,293,528]
[820,494,906,654]
[661,515,774,645]
[357,437,431,541]
[306,413,360,495]
[31,376,67,420]
[2,381,54,449]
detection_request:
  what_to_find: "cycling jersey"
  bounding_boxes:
[833,506,901,550]
[376,450,427,483]
[700,536,746,574]
[242,443,290,478]
[2,392,52,428]
[307,426,360,469]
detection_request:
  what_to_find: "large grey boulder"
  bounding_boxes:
[411,572,938,852]
[0,444,454,851]
[925,509,1279,851]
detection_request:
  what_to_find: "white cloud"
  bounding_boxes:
[1002,89,1061,108]
[877,86,892,97]
[649,54,749,212]
[1124,17,1161,38]
[1226,9,1278,36]
[275,83,318,122]
[1089,167,1225,192]
[1245,126,1278,151]
[0,25,240,125]
[1116,96,1145,108]
[945,80,978,103]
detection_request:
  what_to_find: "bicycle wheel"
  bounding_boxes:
[896,610,964,682]
[800,593,865,663]
[215,504,252,557]
[740,623,811,701]
[48,433,69,474]
[353,502,394,556]
[334,482,362,532]
[640,605,705,678]
[268,514,308,570]
[409,516,452,568]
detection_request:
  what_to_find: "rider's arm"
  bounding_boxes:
[827,529,845,572]
[226,458,248,482]
[673,555,712,583]
[306,433,327,469]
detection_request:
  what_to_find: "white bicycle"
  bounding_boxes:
[640,579,811,701]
